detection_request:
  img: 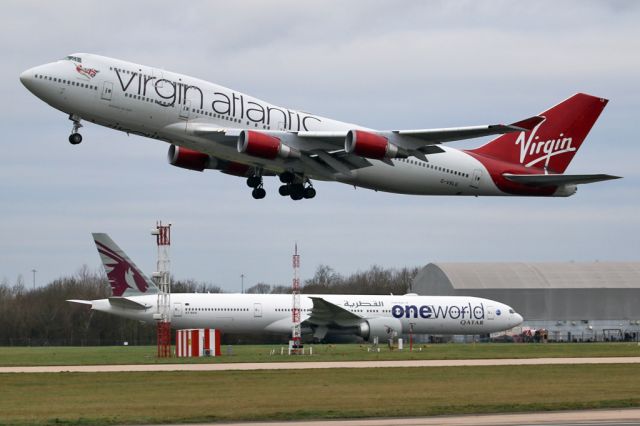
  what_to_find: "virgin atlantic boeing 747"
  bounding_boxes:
[21,53,619,200]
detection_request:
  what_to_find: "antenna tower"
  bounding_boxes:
[152,221,172,357]
[291,243,302,354]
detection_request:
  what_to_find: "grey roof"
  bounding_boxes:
[430,262,640,290]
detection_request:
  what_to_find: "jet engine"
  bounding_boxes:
[167,145,209,171]
[358,317,403,342]
[237,130,300,160]
[345,130,407,159]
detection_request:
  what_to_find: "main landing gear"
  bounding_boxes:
[68,114,83,145]
[246,171,316,201]
[278,172,316,201]
[246,174,266,199]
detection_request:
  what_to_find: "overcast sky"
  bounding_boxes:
[2,1,639,292]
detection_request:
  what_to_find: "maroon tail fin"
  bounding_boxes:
[470,93,608,173]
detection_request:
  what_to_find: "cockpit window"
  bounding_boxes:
[64,55,82,63]
[509,309,515,314]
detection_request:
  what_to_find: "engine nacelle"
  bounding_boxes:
[345,130,406,159]
[237,130,300,160]
[167,145,209,171]
[358,317,403,342]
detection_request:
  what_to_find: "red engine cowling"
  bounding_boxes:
[167,145,209,171]
[237,130,300,160]
[345,130,403,159]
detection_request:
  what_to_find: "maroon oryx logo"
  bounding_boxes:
[95,241,148,296]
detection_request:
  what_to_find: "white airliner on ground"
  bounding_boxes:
[68,234,523,341]
[21,53,618,200]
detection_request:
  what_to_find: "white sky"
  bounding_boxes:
[1,0,639,291]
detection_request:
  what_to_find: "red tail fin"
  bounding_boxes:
[470,93,608,173]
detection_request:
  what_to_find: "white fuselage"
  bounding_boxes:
[20,53,506,196]
[90,293,523,337]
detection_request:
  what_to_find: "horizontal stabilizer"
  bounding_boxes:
[503,173,621,187]
[67,299,92,306]
[108,297,150,310]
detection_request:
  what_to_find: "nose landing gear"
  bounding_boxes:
[68,114,83,145]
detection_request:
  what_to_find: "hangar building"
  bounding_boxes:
[412,262,640,342]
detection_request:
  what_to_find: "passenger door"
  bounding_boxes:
[173,302,183,317]
[101,81,113,101]
[470,168,482,189]
[253,303,262,318]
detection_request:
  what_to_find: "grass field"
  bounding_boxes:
[1,364,639,425]
[0,342,639,366]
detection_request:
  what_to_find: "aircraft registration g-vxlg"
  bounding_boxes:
[68,234,524,341]
[21,53,619,200]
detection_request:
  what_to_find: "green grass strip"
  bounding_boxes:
[1,342,640,366]
[1,364,639,425]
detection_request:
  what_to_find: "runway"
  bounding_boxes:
[2,356,640,373]
[163,408,640,425]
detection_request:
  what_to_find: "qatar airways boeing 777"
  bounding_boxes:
[21,53,619,200]
[68,234,523,341]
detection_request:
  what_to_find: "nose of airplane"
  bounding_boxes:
[514,312,524,326]
[20,68,35,90]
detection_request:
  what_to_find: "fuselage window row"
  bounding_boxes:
[34,74,97,91]
[399,158,469,178]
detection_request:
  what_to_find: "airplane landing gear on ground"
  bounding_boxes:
[247,174,266,199]
[68,114,83,145]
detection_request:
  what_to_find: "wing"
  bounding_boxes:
[503,173,621,187]
[162,116,544,178]
[394,116,545,144]
[304,297,362,327]
[295,116,545,151]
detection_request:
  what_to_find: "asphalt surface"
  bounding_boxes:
[2,356,640,373]
[160,408,640,425]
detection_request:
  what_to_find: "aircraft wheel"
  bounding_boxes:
[252,187,266,199]
[278,184,290,196]
[289,184,304,200]
[303,187,316,199]
[279,171,294,184]
[246,176,261,188]
[69,133,82,145]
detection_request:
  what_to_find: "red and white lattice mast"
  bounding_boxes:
[152,221,172,357]
[291,243,302,354]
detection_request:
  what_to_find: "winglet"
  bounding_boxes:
[508,116,545,132]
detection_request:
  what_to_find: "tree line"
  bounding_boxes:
[0,265,417,346]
